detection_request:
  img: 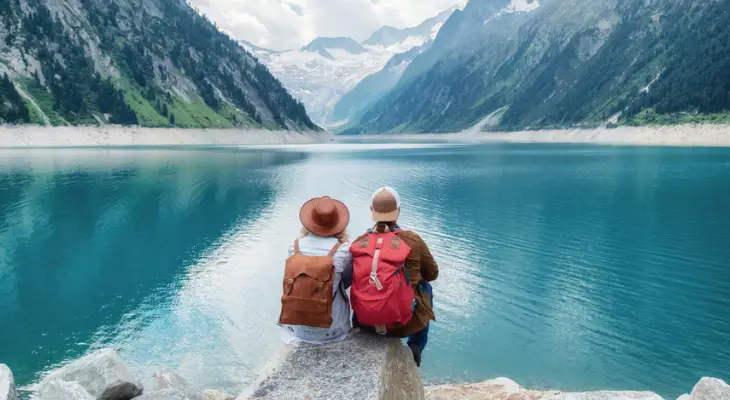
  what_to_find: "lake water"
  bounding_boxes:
[0,143,729,398]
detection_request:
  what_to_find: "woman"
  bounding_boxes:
[279,195,353,345]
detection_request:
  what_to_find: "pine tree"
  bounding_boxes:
[169,112,175,126]
[162,103,168,117]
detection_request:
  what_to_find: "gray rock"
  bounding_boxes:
[425,378,663,400]
[140,371,204,400]
[204,389,234,400]
[238,331,424,400]
[0,364,18,400]
[135,388,207,400]
[37,380,94,400]
[553,392,664,400]
[134,388,190,400]
[37,348,143,400]
[689,378,730,400]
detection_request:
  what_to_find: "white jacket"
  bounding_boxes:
[280,234,353,344]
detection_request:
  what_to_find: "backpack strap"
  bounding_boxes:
[334,280,349,303]
[327,242,342,257]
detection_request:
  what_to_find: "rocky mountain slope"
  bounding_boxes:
[0,0,319,130]
[330,43,431,127]
[241,7,458,128]
[352,0,730,133]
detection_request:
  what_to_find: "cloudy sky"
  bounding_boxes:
[187,0,465,50]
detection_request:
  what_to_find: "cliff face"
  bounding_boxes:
[0,0,319,130]
[353,0,730,133]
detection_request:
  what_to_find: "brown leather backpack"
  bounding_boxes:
[279,239,342,328]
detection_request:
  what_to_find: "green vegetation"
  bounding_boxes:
[0,73,30,124]
[0,0,319,130]
[355,0,730,133]
[20,79,68,125]
[627,109,730,126]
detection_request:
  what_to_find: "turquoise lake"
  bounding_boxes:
[0,143,729,398]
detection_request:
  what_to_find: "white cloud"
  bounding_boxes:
[187,0,465,50]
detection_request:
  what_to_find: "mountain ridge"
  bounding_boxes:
[241,6,458,128]
[352,0,730,133]
[0,0,319,130]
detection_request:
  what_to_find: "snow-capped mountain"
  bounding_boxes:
[486,0,540,24]
[240,6,459,128]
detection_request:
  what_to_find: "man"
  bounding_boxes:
[349,187,439,366]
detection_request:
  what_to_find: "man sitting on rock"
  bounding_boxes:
[349,187,439,367]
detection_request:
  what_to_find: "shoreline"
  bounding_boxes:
[1,123,730,148]
[0,125,333,148]
[349,124,730,147]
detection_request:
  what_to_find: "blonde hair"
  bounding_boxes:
[299,226,350,243]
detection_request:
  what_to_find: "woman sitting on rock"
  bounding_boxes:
[278,195,354,344]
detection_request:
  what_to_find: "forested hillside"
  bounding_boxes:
[0,0,319,130]
[351,0,730,134]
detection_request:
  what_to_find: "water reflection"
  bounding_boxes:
[1,144,729,399]
[0,149,307,387]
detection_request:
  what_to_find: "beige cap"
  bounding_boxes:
[371,187,401,222]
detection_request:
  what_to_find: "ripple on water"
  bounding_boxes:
[0,145,729,399]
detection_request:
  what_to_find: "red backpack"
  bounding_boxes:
[349,231,414,330]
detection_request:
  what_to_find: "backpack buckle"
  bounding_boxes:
[316,281,324,291]
[369,273,384,291]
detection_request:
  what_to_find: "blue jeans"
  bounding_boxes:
[407,281,433,351]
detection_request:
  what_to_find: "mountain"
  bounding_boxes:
[302,37,367,60]
[364,8,454,48]
[0,0,319,130]
[330,43,431,128]
[241,6,457,128]
[353,0,730,133]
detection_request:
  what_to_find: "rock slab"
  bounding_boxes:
[677,377,730,400]
[204,390,235,400]
[238,331,424,400]
[0,364,18,400]
[36,348,143,400]
[38,380,95,400]
[134,370,205,400]
[425,378,663,400]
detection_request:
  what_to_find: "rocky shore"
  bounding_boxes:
[0,349,235,400]
[0,126,333,148]
[425,377,730,400]
[1,343,728,400]
[350,124,730,147]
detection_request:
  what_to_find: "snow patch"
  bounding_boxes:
[486,0,540,24]
[245,8,454,127]
[503,0,540,14]
[430,22,444,40]
[640,70,663,94]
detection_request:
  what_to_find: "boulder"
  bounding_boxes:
[678,377,730,400]
[0,364,18,400]
[133,371,205,400]
[36,348,143,400]
[134,388,197,400]
[425,378,528,400]
[553,391,664,400]
[425,378,663,400]
[204,390,235,400]
[37,380,95,400]
[238,331,424,400]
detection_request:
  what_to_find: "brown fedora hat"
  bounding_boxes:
[299,196,350,237]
